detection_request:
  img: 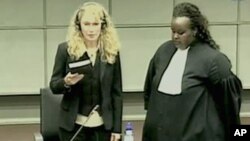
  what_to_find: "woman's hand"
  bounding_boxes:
[110,133,121,141]
[64,72,84,86]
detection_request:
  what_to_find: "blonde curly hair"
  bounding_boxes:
[66,2,120,64]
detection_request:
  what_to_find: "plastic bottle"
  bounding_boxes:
[123,122,134,141]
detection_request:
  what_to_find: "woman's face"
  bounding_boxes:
[80,13,102,44]
[171,17,196,49]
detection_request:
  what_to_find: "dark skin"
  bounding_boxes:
[171,16,197,50]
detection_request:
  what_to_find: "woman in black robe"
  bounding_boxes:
[142,2,242,141]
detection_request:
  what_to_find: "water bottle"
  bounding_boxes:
[123,122,134,141]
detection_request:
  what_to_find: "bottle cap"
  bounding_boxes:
[125,122,133,130]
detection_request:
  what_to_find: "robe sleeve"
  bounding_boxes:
[208,53,242,139]
[144,56,156,110]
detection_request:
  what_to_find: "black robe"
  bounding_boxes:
[142,40,242,141]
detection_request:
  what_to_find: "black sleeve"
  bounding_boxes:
[111,53,123,133]
[208,53,242,140]
[144,56,156,110]
[49,43,70,94]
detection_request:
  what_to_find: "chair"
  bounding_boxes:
[34,87,62,141]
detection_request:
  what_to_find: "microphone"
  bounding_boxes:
[70,105,100,141]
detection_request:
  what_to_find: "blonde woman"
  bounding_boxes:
[50,2,122,141]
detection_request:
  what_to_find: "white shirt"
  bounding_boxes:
[86,47,98,66]
[158,47,190,95]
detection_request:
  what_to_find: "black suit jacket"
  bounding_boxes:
[50,42,123,133]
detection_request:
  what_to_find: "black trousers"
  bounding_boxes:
[59,124,111,141]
